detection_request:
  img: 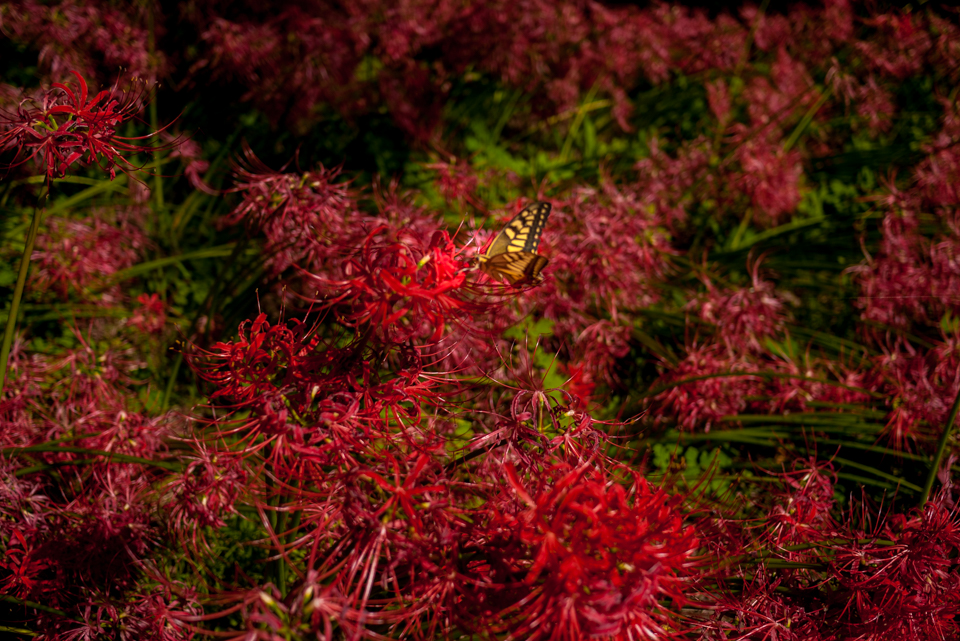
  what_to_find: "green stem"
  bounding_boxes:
[161,353,183,410]
[1,203,44,395]
[783,88,831,152]
[276,506,289,595]
[160,237,249,409]
[147,2,164,215]
[1,594,77,620]
[919,379,960,506]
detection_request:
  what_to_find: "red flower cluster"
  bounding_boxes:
[174,0,857,139]
[31,213,148,301]
[0,335,193,639]
[5,2,960,639]
[223,162,361,277]
[478,463,698,640]
[179,199,697,637]
[702,475,960,640]
[649,263,871,431]
[0,0,163,85]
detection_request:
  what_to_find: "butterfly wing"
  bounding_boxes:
[478,201,551,285]
[481,252,550,285]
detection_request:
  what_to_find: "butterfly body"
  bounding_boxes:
[477,201,551,286]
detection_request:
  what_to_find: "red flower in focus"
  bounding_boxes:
[192,313,297,405]
[825,492,960,639]
[0,71,156,179]
[477,462,698,641]
[360,453,444,535]
[309,228,476,343]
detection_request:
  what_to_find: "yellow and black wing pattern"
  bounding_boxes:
[477,201,551,286]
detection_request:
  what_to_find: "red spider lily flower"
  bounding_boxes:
[860,336,958,451]
[0,348,184,637]
[525,185,679,384]
[693,258,794,356]
[701,487,960,640]
[224,159,361,276]
[706,78,732,123]
[498,340,565,425]
[1,1,163,86]
[308,227,477,343]
[474,462,698,641]
[856,11,931,81]
[651,342,763,431]
[167,443,247,534]
[1,332,155,449]
[560,361,596,409]
[55,593,200,641]
[0,71,161,179]
[112,590,203,641]
[129,293,167,334]
[0,528,53,599]
[189,312,445,466]
[632,135,714,228]
[573,320,632,385]
[425,159,482,209]
[827,495,960,639]
[464,339,602,465]
[754,356,873,415]
[360,453,445,535]
[31,214,148,301]
[734,140,804,227]
[705,568,828,640]
[192,313,304,405]
[850,108,960,331]
[763,457,838,547]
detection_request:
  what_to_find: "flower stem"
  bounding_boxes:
[0,203,44,395]
[147,4,165,215]
[919,379,960,506]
